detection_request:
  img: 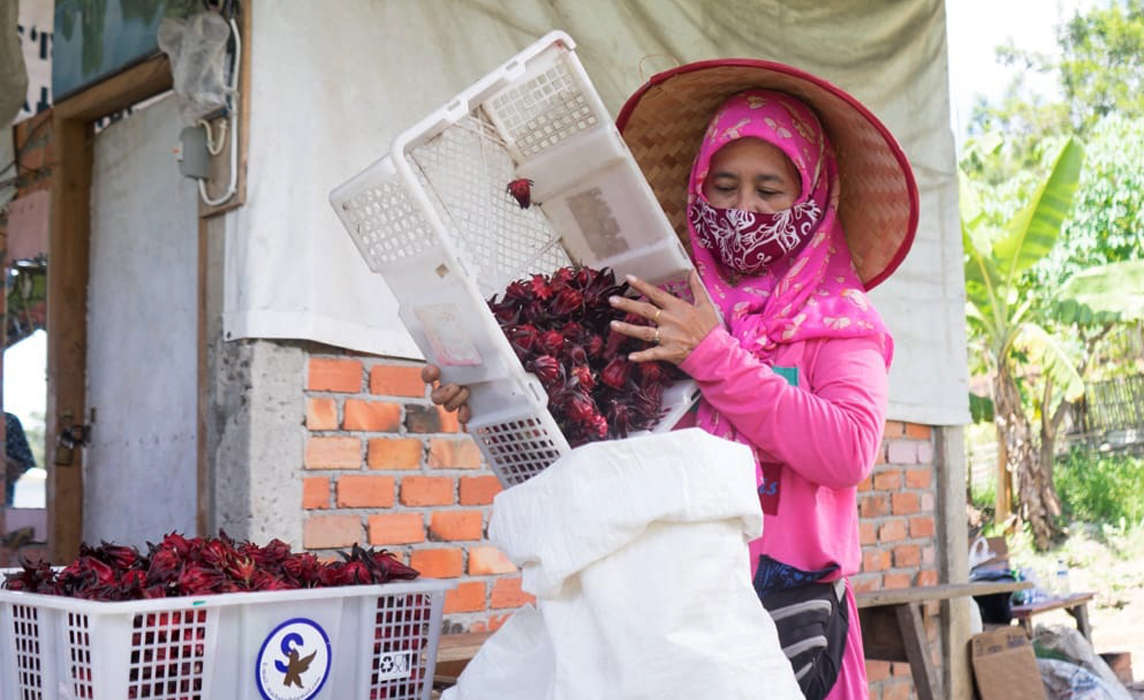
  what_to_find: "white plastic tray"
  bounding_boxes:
[0,579,451,700]
[330,31,702,487]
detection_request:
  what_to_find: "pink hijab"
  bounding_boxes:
[687,90,893,439]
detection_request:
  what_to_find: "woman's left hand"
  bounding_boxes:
[609,270,721,365]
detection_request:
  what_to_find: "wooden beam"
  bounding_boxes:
[54,56,173,123]
[200,0,252,218]
[46,54,175,562]
[46,116,92,563]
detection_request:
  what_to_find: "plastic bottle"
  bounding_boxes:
[1055,558,1071,596]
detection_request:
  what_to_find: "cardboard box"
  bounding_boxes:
[971,627,1047,700]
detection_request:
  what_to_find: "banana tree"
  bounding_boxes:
[963,137,1084,549]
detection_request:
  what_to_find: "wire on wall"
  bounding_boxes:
[198,13,241,207]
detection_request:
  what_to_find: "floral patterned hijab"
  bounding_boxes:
[687,89,893,368]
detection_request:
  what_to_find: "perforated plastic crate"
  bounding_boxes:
[0,579,451,700]
[330,31,703,487]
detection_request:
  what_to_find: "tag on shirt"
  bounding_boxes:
[773,366,799,387]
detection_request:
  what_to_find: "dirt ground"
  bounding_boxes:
[1011,526,1144,684]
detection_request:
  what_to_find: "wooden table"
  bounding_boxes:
[856,581,1031,700]
[1010,591,1095,640]
[433,581,1032,697]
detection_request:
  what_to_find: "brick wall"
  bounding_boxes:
[302,353,532,633]
[857,420,941,700]
[303,354,945,682]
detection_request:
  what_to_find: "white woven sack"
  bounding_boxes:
[444,428,803,700]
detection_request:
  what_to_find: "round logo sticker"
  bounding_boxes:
[255,618,332,700]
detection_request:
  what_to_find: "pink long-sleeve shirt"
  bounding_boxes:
[678,326,889,579]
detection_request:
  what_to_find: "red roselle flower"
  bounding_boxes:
[1,532,422,600]
[487,266,682,448]
[506,178,535,209]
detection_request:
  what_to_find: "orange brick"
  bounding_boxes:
[905,467,932,489]
[308,358,363,392]
[469,613,514,633]
[306,397,338,430]
[859,520,877,546]
[862,549,891,573]
[459,476,502,505]
[405,405,443,433]
[430,511,484,541]
[336,474,396,508]
[904,423,932,440]
[883,420,906,438]
[891,492,920,516]
[304,436,361,469]
[400,476,454,506]
[367,438,423,470]
[892,662,914,677]
[873,443,887,464]
[428,438,483,469]
[859,494,889,518]
[368,513,425,545]
[303,514,361,549]
[866,660,892,682]
[915,569,939,587]
[469,546,517,575]
[369,365,427,398]
[857,475,872,492]
[882,679,911,700]
[303,477,330,509]
[852,575,881,593]
[883,573,911,589]
[444,581,486,613]
[872,469,901,491]
[437,406,461,433]
[909,516,935,538]
[490,577,536,609]
[409,547,464,578]
[343,400,402,431]
[879,519,907,543]
[893,544,921,568]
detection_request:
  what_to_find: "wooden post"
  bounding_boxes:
[47,57,173,562]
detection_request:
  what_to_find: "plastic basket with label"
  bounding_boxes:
[0,579,451,700]
[329,31,702,487]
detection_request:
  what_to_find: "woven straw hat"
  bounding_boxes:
[616,59,919,290]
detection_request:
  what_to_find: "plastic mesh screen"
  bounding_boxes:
[338,178,437,270]
[489,59,598,159]
[12,604,42,699]
[127,609,209,699]
[369,592,435,699]
[476,418,564,485]
[411,114,570,298]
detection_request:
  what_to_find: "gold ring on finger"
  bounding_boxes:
[653,308,662,323]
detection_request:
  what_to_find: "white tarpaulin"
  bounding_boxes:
[443,429,803,700]
[228,0,968,425]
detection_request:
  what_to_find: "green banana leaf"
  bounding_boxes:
[1058,259,1144,320]
[993,138,1085,280]
[1013,322,1085,402]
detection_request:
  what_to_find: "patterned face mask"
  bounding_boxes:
[688,195,823,274]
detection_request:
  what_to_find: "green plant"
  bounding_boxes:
[1055,449,1144,524]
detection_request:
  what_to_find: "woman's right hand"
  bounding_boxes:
[421,365,472,427]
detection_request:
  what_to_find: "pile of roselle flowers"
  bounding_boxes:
[1,532,419,601]
[488,266,683,447]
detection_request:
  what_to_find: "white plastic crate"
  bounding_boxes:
[0,579,451,700]
[330,30,703,487]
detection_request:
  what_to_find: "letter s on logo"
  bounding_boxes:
[274,632,304,673]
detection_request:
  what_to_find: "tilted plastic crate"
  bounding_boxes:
[0,579,451,700]
[330,30,702,487]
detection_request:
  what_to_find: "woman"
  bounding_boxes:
[424,59,918,700]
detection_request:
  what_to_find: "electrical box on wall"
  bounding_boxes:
[176,125,210,180]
